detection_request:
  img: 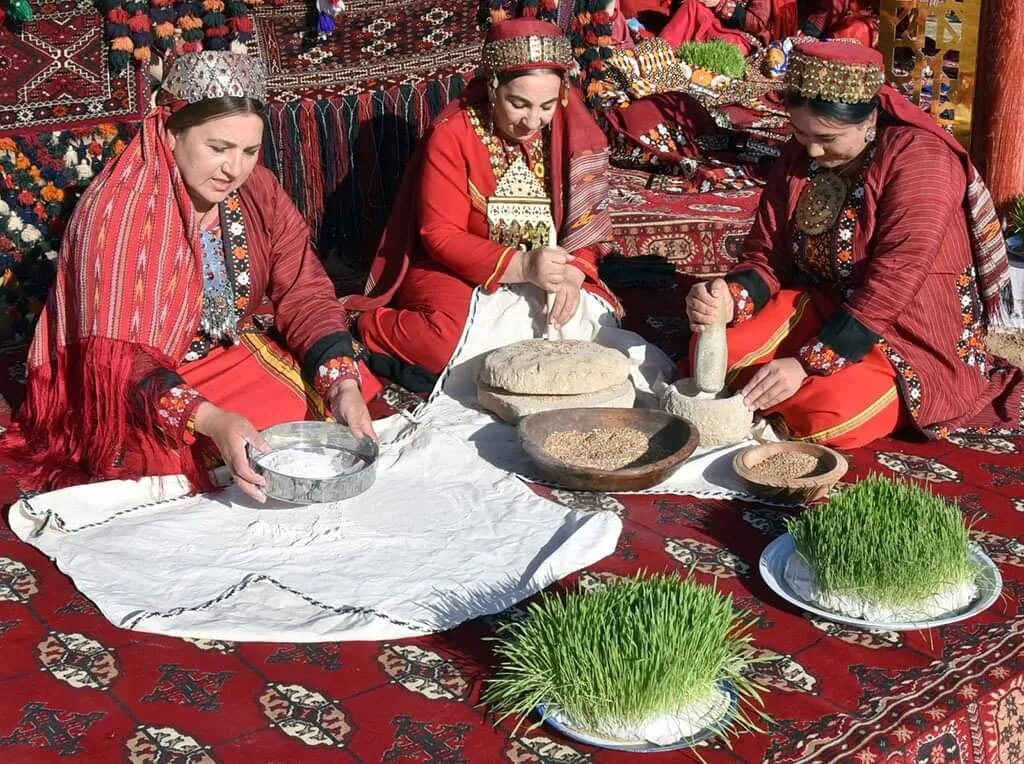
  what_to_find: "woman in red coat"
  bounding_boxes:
[347,19,619,379]
[802,0,879,48]
[685,41,1022,447]
[3,52,377,501]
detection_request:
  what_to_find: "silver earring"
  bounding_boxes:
[865,126,877,143]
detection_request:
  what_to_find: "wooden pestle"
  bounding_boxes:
[694,290,730,394]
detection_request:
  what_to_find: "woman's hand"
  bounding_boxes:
[193,402,270,503]
[741,358,807,412]
[329,378,378,442]
[523,246,575,293]
[547,265,585,327]
[685,278,734,333]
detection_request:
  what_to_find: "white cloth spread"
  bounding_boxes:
[9,285,767,642]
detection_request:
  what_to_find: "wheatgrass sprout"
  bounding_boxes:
[787,475,978,606]
[676,41,747,79]
[483,573,768,740]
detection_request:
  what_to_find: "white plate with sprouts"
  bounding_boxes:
[759,534,1003,631]
[536,682,739,754]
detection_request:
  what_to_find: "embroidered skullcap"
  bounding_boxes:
[482,18,575,75]
[160,51,267,110]
[786,40,885,104]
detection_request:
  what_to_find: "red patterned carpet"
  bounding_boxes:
[0,0,147,134]
[608,166,761,276]
[1,304,1023,763]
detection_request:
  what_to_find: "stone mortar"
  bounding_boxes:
[663,295,752,447]
[661,378,753,447]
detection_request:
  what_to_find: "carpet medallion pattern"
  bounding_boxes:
[1,411,1022,762]
[0,0,146,134]
[252,0,484,99]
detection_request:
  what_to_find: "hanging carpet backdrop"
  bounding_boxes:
[250,0,484,265]
[0,0,148,134]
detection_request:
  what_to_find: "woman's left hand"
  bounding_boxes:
[329,378,379,442]
[741,358,807,412]
[547,265,585,327]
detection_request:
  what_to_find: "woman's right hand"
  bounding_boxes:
[193,402,270,503]
[685,278,734,333]
[522,246,575,293]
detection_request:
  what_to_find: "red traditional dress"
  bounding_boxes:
[348,19,618,377]
[3,109,374,492]
[695,42,1022,447]
[802,0,879,48]
[659,0,799,49]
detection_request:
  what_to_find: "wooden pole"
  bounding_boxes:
[971,0,1024,213]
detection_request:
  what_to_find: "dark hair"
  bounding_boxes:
[165,96,267,132]
[786,92,880,125]
[495,66,566,86]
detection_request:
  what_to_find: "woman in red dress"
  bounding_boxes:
[3,52,377,501]
[685,41,1022,447]
[802,0,879,48]
[347,18,618,379]
[616,0,798,47]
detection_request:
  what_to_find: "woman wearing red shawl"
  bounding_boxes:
[346,19,618,377]
[3,52,378,502]
[685,41,1022,447]
[610,0,797,50]
[658,0,799,48]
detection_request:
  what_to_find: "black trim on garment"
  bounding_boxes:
[818,307,881,362]
[303,330,439,395]
[302,331,359,383]
[724,269,771,311]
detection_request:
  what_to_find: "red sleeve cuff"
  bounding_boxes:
[482,246,518,293]
[157,384,207,446]
[314,356,362,402]
[798,338,850,376]
[728,281,755,324]
[569,257,600,282]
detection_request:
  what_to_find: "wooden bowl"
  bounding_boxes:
[518,408,700,492]
[732,442,848,504]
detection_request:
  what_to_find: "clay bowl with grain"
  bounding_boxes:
[518,408,700,492]
[732,442,848,504]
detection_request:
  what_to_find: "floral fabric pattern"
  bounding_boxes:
[955,265,988,372]
[156,384,205,445]
[792,155,872,288]
[799,338,849,375]
[729,281,754,323]
[313,355,361,403]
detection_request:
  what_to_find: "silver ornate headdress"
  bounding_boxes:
[161,51,268,106]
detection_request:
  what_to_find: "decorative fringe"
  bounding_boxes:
[1,338,214,493]
[263,72,472,265]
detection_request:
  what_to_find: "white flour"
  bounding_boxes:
[257,447,363,480]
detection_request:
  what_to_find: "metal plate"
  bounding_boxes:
[535,682,738,753]
[759,534,1002,631]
